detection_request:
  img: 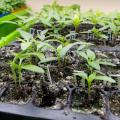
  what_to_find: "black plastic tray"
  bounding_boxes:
[0,102,102,120]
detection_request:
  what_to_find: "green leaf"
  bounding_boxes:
[100,34,108,39]
[29,52,45,60]
[74,70,87,79]
[57,44,62,54]
[100,61,116,66]
[1,21,19,26]
[37,42,56,51]
[21,42,31,50]
[78,51,88,60]
[60,42,84,59]
[40,57,58,63]
[16,53,30,59]
[18,29,33,42]
[88,60,100,70]
[77,45,87,51]
[40,18,52,27]
[9,62,18,69]
[87,49,96,60]
[88,72,96,82]
[41,29,48,35]
[21,64,44,73]
[95,75,116,83]
[73,14,80,28]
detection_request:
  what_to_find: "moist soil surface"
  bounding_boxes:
[0,23,120,118]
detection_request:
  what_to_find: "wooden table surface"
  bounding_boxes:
[26,0,120,13]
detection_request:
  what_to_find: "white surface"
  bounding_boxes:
[26,0,120,12]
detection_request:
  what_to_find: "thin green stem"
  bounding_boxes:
[87,81,91,100]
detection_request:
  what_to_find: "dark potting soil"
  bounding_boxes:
[0,82,33,105]
[110,92,120,117]
[33,82,67,109]
[72,88,104,115]
[0,36,120,118]
[31,22,120,47]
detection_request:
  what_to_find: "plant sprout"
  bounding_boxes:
[73,13,81,32]
[74,49,116,97]
[9,51,45,84]
[0,0,26,14]
[9,30,58,84]
[74,70,116,98]
[40,41,90,65]
[78,49,115,70]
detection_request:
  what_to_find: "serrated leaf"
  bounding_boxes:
[21,64,44,73]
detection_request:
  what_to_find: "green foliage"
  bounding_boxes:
[74,70,115,97]
[40,40,90,64]
[0,0,26,14]
[21,64,44,73]
[78,49,115,70]
[6,2,120,100]
[9,50,45,84]
[38,1,80,33]
[75,49,116,97]
[9,30,51,84]
[73,14,81,32]
[91,27,108,40]
[83,10,106,25]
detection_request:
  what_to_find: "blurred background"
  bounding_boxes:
[26,0,120,12]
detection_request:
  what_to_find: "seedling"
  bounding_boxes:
[78,49,115,70]
[10,49,46,85]
[83,10,106,26]
[9,49,45,84]
[74,48,116,97]
[92,27,108,40]
[38,1,80,33]
[0,0,26,14]
[9,30,58,84]
[74,70,115,98]
[40,41,90,65]
[73,14,81,32]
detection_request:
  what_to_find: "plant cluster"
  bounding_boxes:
[3,1,119,114]
[38,0,80,34]
[9,26,116,99]
[36,1,120,44]
[8,1,118,94]
[0,0,26,14]
[74,49,116,97]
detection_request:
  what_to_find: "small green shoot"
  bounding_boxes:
[73,14,81,32]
